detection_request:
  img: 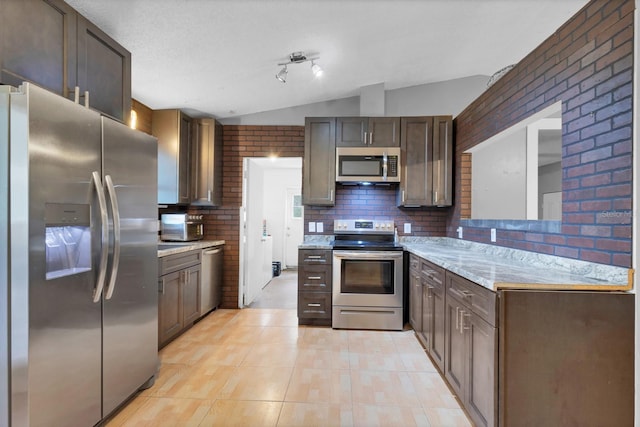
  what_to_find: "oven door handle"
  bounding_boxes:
[333,251,404,259]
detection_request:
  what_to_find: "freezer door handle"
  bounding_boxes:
[92,171,109,303]
[104,174,121,300]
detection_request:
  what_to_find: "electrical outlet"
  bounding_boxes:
[491,228,497,242]
[404,223,411,234]
[316,222,324,233]
[308,222,316,233]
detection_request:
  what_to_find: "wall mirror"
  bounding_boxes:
[464,100,562,225]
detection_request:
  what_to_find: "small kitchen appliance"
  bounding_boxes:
[160,213,204,241]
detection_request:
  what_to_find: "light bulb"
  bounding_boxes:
[311,62,323,77]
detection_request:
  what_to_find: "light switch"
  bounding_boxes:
[316,222,324,233]
[404,223,411,234]
[491,228,497,242]
[308,222,316,233]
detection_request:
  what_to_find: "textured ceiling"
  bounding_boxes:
[65,0,589,119]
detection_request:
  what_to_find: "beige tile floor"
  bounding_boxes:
[106,274,472,427]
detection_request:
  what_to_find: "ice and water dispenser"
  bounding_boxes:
[44,203,92,280]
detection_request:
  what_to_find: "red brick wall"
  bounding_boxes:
[451,0,634,267]
[305,186,449,235]
[189,125,305,308]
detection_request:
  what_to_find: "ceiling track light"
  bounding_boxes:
[275,51,323,83]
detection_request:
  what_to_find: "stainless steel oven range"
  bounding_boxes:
[332,219,404,330]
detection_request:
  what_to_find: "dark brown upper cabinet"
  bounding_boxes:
[0,0,131,124]
[303,117,336,206]
[398,115,452,207]
[336,117,400,147]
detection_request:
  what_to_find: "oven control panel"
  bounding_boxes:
[334,219,395,234]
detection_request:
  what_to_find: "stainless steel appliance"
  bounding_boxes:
[0,83,158,426]
[336,147,401,183]
[332,219,404,330]
[200,245,223,314]
[160,213,204,241]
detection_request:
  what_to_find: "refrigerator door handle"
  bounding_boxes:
[104,174,121,300]
[92,171,109,303]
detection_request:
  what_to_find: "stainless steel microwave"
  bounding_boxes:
[336,147,401,183]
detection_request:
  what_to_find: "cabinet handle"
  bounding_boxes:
[455,306,459,331]
[159,279,165,295]
[369,132,373,145]
[434,191,438,205]
[207,189,212,202]
[330,189,334,202]
[308,303,321,307]
[427,286,433,298]
[459,309,467,335]
[402,190,405,203]
[307,255,322,259]
[460,290,473,299]
[462,312,471,331]
[308,276,322,280]
[363,132,367,145]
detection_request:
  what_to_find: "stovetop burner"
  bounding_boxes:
[332,219,403,251]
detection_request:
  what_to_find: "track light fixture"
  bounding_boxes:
[275,51,323,83]
[275,65,288,83]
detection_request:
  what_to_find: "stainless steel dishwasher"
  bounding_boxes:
[201,246,223,314]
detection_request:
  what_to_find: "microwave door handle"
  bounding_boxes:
[382,152,388,181]
[92,171,109,303]
[104,174,121,300]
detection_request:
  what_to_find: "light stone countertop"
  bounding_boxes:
[402,237,633,292]
[298,235,333,250]
[157,240,225,258]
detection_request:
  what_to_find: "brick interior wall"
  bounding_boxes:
[305,185,449,236]
[451,0,634,267]
[189,125,305,308]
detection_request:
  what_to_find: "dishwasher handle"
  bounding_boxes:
[204,248,222,255]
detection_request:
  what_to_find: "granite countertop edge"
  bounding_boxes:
[402,237,632,293]
[157,240,226,257]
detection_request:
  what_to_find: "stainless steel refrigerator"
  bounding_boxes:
[0,83,159,426]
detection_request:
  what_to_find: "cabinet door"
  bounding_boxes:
[158,272,182,347]
[398,117,433,206]
[432,116,453,206]
[420,279,432,348]
[191,118,222,206]
[429,279,446,372]
[336,117,367,146]
[178,112,193,204]
[409,270,423,333]
[368,117,400,147]
[303,117,336,205]
[182,265,201,326]
[76,15,131,123]
[466,312,496,427]
[0,0,76,96]
[444,298,466,399]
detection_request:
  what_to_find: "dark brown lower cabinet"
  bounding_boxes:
[409,251,634,427]
[158,250,201,348]
[297,249,332,326]
[499,290,634,427]
[444,273,497,427]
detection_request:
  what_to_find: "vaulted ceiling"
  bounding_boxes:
[66,0,589,119]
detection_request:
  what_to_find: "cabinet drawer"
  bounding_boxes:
[446,272,496,326]
[299,249,331,264]
[159,250,201,275]
[298,292,332,319]
[421,259,444,287]
[409,254,420,273]
[299,265,332,292]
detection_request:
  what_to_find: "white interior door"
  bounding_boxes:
[284,187,303,268]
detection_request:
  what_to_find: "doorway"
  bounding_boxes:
[239,157,303,308]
